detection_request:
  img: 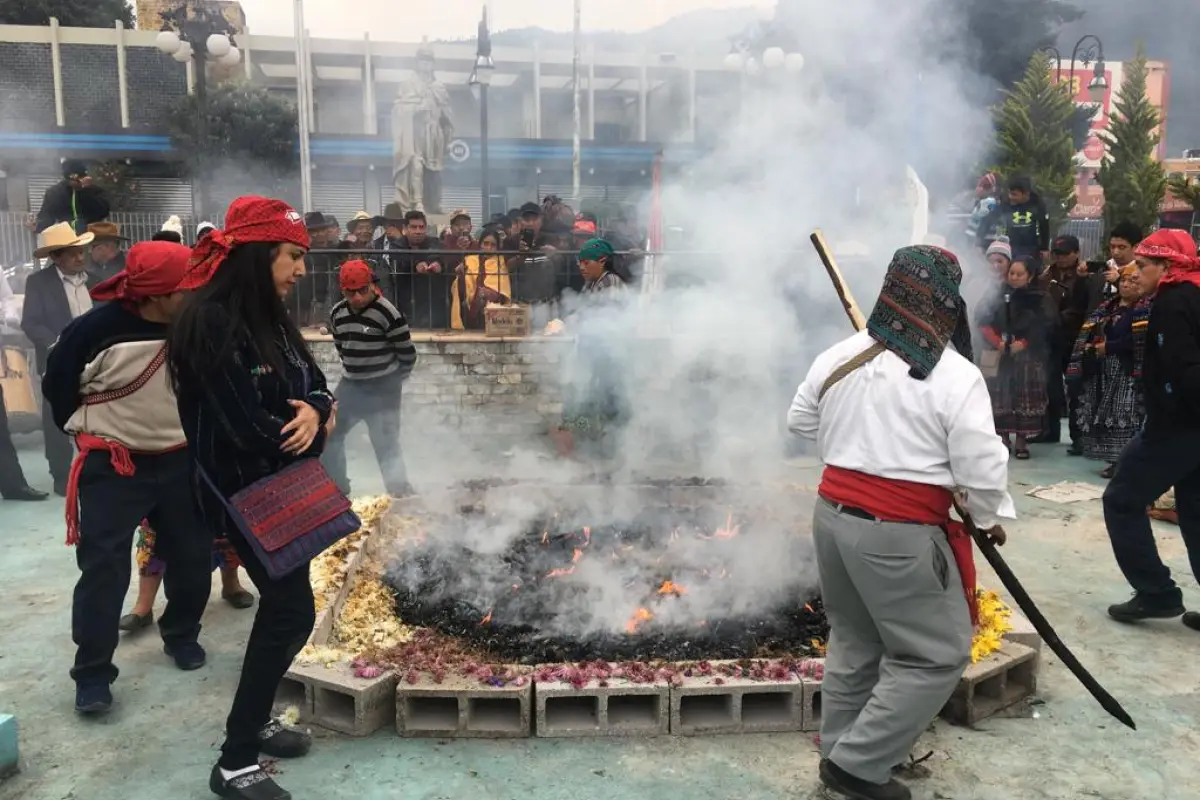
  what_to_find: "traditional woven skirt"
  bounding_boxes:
[988,351,1048,436]
[135,521,240,578]
[1076,356,1143,462]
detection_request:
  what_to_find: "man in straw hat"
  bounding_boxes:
[788,245,1013,800]
[42,240,214,715]
[22,222,100,494]
[86,221,129,283]
[344,211,376,249]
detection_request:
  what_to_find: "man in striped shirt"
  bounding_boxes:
[323,260,418,496]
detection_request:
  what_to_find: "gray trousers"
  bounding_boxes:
[813,498,971,784]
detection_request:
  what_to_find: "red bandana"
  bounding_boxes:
[339,259,377,293]
[1136,229,1200,288]
[90,241,192,303]
[180,196,310,291]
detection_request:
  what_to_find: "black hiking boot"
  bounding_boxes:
[1182,612,1200,632]
[1107,593,1185,623]
[819,759,912,800]
[209,765,291,800]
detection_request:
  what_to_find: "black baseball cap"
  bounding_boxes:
[1051,235,1080,254]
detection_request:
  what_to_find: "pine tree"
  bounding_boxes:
[1167,174,1200,212]
[1097,47,1167,234]
[992,53,1077,230]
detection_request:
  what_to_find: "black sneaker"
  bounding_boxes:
[1182,612,1200,632]
[209,765,291,800]
[258,719,312,758]
[819,759,912,800]
[1107,593,1185,623]
[164,640,207,670]
[75,683,113,715]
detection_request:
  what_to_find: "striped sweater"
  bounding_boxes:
[329,296,418,381]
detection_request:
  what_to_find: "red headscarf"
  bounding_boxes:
[179,196,311,291]
[90,241,192,303]
[1136,229,1200,288]
[339,259,377,293]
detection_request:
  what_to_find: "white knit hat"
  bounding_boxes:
[196,221,216,238]
[986,236,1012,262]
[161,215,184,236]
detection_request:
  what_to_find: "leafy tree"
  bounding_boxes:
[1167,174,1200,212]
[91,159,139,211]
[1097,47,1167,234]
[166,81,299,214]
[991,53,1078,229]
[0,0,133,27]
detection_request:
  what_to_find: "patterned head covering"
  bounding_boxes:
[180,196,310,291]
[90,241,193,303]
[867,245,971,380]
[339,259,376,292]
[1135,229,1200,288]
[578,238,615,262]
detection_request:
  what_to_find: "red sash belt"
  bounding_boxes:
[63,434,185,546]
[819,465,979,624]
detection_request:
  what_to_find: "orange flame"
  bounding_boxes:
[480,610,493,626]
[657,580,687,597]
[625,607,654,634]
[541,529,549,545]
[804,603,814,613]
[546,548,584,578]
[713,512,740,539]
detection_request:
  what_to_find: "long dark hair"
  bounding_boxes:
[168,241,311,392]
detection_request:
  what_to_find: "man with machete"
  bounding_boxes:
[787,245,1014,800]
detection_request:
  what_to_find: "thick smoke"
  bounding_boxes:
[387,0,994,640]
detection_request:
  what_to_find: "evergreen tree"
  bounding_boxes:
[1097,47,1167,234]
[1167,174,1200,212]
[991,53,1078,229]
[0,0,133,28]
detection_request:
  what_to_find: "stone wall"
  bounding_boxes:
[0,43,55,132]
[307,333,572,444]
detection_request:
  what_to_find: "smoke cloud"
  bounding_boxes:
[385,0,994,640]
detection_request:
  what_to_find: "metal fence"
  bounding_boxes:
[0,212,224,269]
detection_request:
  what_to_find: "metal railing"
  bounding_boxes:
[0,212,224,268]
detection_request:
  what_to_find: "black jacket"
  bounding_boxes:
[88,251,126,284]
[390,236,452,330]
[977,192,1050,258]
[20,266,100,373]
[1142,282,1200,435]
[35,180,110,234]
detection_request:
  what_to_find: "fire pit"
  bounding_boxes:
[382,479,829,665]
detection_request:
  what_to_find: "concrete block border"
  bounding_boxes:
[670,665,803,736]
[535,679,670,738]
[942,642,1038,726]
[396,675,532,738]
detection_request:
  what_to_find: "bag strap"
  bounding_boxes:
[818,341,885,402]
[82,345,167,406]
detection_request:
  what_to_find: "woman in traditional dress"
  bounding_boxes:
[552,239,627,459]
[119,523,254,632]
[168,197,336,800]
[979,260,1054,458]
[1068,266,1150,477]
[450,228,512,330]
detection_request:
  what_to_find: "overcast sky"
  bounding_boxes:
[238,0,764,40]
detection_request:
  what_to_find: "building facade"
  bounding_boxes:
[0,21,741,222]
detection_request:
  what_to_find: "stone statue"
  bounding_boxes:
[392,43,454,214]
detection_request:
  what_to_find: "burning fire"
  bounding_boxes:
[545,548,584,579]
[657,580,687,597]
[699,512,741,541]
[480,609,493,626]
[625,607,654,634]
[804,603,814,613]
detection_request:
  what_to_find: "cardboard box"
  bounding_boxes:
[485,304,531,337]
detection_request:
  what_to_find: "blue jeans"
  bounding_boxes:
[1102,428,1200,600]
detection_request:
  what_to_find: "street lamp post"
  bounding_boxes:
[469,7,495,220]
[155,2,240,219]
[1040,35,1109,104]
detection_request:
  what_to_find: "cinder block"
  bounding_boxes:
[307,664,397,737]
[0,714,17,779]
[801,667,824,733]
[670,670,803,736]
[942,642,1037,726]
[397,675,531,739]
[274,661,324,722]
[535,679,670,738]
[1003,609,1042,658]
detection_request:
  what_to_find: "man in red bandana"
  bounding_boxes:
[42,240,215,716]
[1103,228,1200,632]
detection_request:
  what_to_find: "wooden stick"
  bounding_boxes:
[809,229,866,330]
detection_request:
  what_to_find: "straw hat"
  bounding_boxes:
[34,222,95,258]
[346,211,375,232]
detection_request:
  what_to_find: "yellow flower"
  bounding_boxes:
[969,587,1014,663]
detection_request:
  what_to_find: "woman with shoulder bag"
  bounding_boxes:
[168,197,358,800]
